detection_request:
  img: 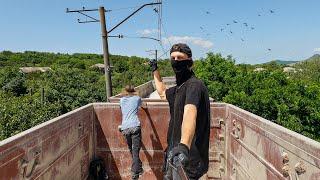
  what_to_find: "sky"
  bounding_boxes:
[1,0,320,64]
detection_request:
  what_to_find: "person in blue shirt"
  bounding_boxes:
[119,84,144,180]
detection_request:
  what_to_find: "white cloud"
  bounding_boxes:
[314,48,320,52]
[163,36,213,49]
[137,29,159,36]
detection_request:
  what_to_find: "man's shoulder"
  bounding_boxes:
[120,96,127,101]
[120,96,141,107]
[187,77,206,88]
[120,95,140,101]
[166,86,176,94]
[132,95,141,99]
[128,95,141,101]
[167,86,176,91]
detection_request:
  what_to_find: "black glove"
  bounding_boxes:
[149,59,158,72]
[168,143,189,167]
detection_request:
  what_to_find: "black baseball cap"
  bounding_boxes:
[170,43,192,58]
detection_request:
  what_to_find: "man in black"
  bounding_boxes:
[149,43,210,180]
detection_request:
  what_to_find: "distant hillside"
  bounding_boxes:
[304,54,320,62]
[289,54,320,66]
[263,54,320,66]
[264,60,299,65]
[291,54,320,85]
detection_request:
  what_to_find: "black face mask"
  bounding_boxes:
[171,59,194,86]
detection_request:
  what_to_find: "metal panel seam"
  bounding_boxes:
[230,133,284,179]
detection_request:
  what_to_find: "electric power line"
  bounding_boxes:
[107,5,141,13]
[158,48,170,59]
[66,3,162,100]
[158,6,173,59]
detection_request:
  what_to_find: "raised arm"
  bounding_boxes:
[149,59,167,100]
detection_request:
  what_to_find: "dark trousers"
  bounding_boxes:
[122,126,143,174]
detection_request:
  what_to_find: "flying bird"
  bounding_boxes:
[270,10,274,13]
[220,28,224,31]
[258,14,261,16]
[243,23,248,27]
[230,31,233,34]
[153,8,158,13]
[233,20,238,23]
[251,27,255,30]
[206,11,211,14]
[226,23,230,26]
[268,48,272,51]
[241,38,245,42]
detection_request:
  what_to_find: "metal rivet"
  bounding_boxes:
[232,167,236,174]
[218,134,225,141]
[236,124,241,130]
[295,161,306,175]
[282,163,290,177]
[282,152,289,163]
[232,127,239,139]
[219,118,225,125]
[219,166,225,172]
[232,119,236,126]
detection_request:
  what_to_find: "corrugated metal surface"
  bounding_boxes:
[0,104,94,180]
[1,102,319,180]
[93,102,169,180]
[225,105,320,180]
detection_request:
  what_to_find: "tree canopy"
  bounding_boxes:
[0,51,319,142]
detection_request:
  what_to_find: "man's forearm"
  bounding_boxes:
[153,70,166,99]
[180,104,197,149]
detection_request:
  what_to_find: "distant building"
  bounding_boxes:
[253,67,266,72]
[90,63,114,72]
[19,67,52,74]
[90,63,105,70]
[283,67,297,73]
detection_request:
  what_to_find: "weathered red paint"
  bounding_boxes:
[1,102,319,180]
[0,105,94,180]
[226,105,320,180]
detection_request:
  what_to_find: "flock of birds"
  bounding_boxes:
[198,9,276,52]
[140,4,278,58]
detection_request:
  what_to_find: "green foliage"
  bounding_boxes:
[1,50,319,142]
[0,51,173,140]
[194,53,236,101]
[0,92,62,140]
[0,68,28,96]
[2,75,27,96]
[194,53,320,142]
[293,54,320,84]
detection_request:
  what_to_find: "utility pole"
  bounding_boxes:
[99,7,112,100]
[66,2,161,101]
[146,49,158,61]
